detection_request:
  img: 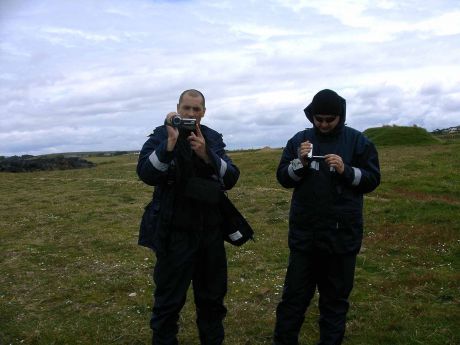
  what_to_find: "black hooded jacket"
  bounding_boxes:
[277,96,380,254]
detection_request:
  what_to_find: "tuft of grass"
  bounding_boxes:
[1,141,459,345]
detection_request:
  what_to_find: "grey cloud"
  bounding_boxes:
[1,0,460,156]
[419,83,443,96]
[441,95,460,112]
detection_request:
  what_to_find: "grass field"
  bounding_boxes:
[1,141,459,345]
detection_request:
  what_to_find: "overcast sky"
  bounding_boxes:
[1,0,459,156]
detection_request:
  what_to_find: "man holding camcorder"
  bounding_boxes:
[273,89,381,345]
[137,89,240,345]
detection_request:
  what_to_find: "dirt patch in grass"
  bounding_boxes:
[393,187,459,205]
[366,223,455,248]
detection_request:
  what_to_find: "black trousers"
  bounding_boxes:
[150,228,227,345]
[273,249,357,345]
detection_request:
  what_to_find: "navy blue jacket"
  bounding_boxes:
[137,124,240,251]
[277,98,380,254]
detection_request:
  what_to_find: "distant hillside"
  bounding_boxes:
[431,125,460,140]
[0,155,95,172]
[431,125,460,135]
[363,126,440,146]
[39,151,139,158]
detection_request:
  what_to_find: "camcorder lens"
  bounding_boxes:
[171,116,182,127]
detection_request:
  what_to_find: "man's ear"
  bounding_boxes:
[176,103,180,113]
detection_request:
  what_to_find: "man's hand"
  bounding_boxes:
[188,125,211,164]
[165,112,179,151]
[298,141,312,166]
[325,154,345,174]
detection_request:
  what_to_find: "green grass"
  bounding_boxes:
[364,125,440,146]
[1,143,459,345]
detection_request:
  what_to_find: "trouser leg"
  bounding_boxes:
[273,250,317,345]
[193,229,227,345]
[316,253,357,345]
[150,232,195,345]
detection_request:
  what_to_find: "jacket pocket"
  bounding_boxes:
[333,212,363,253]
[138,201,160,250]
[289,203,324,230]
[184,176,221,204]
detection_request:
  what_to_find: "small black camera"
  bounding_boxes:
[307,144,325,160]
[165,116,196,131]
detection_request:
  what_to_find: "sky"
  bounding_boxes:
[1,0,459,156]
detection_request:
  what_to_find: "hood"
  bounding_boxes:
[303,90,347,135]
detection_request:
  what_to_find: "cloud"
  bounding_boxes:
[417,10,460,36]
[1,0,459,156]
[41,27,122,43]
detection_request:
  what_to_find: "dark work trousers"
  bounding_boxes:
[273,249,357,345]
[150,227,228,345]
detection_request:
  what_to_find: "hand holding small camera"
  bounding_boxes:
[298,141,312,166]
[325,154,345,174]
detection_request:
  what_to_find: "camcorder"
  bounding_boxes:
[165,115,197,133]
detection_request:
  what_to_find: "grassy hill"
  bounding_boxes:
[1,143,459,344]
[364,125,440,146]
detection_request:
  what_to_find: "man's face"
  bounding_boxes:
[177,93,206,124]
[313,115,340,134]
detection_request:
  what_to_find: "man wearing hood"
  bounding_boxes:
[273,89,380,345]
